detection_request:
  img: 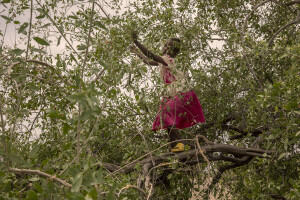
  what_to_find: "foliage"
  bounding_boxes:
[0,0,299,199]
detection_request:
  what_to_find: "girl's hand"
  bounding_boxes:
[129,45,138,53]
[131,31,138,41]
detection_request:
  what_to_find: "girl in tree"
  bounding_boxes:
[130,34,205,152]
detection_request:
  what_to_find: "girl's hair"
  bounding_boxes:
[169,38,181,55]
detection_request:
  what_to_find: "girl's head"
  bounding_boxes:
[162,38,180,57]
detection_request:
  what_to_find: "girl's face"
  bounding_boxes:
[162,39,174,55]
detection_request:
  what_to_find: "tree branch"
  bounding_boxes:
[100,143,274,174]
[241,0,271,45]
[285,0,300,6]
[8,168,72,188]
[117,184,147,198]
[8,59,72,85]
[268,18,300,47]
[204,156,253,196]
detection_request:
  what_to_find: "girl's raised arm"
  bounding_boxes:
[129,46,158,66]
[132,34,167,66]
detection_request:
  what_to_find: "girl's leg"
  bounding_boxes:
[167,125,182,148]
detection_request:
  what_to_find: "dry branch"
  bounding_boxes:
[8,168,72,188]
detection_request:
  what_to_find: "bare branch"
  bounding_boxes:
[8,168,72,188]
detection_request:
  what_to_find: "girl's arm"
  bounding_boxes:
[129,46,158,66]
[132,35,167,66]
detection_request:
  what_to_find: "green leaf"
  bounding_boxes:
[33,37,50,46]
[29,145,40,157]
[10,48,25,55]
[33,183,43,193]
[94,21,108,31]
[71,174,83,193]
[68,15,79,19]
[14,20,20,24]
[278,153,287,160]
[85,188,97,200]
[1,0,11,3]
[26,190,38,200]
[1,15,12,23]
[36,14,45,19]
[77,44,87,50]
[70,53,79,64]
[10,154,26,165]
[57,36,62,46]
[99,60,108,68]
[106,183,117,200]
[32,48,47,54]
[80,110,92,120]
[93,169,103,184]
[36,8,45,14]
[29,177,40,182]
[40,23,51,28]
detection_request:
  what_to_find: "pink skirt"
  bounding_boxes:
[152,91,205,130]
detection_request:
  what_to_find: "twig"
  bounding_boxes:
[93,68,106,82]
[8,168,72,188]
[25,0,33,60]
[195,136,211,185]
[197,134,214,145]
[146,183,153,200]
[117,184,147,198]
[29,105,45,134]
[95,2,109,18]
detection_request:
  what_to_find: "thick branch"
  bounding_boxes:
[8,168,71,188]
[100,143,274,174]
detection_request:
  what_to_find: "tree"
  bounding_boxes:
[0,0,299,199]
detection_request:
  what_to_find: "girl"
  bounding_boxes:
[130,35,205,152]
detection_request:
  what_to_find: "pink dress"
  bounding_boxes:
[152,55,205,130]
